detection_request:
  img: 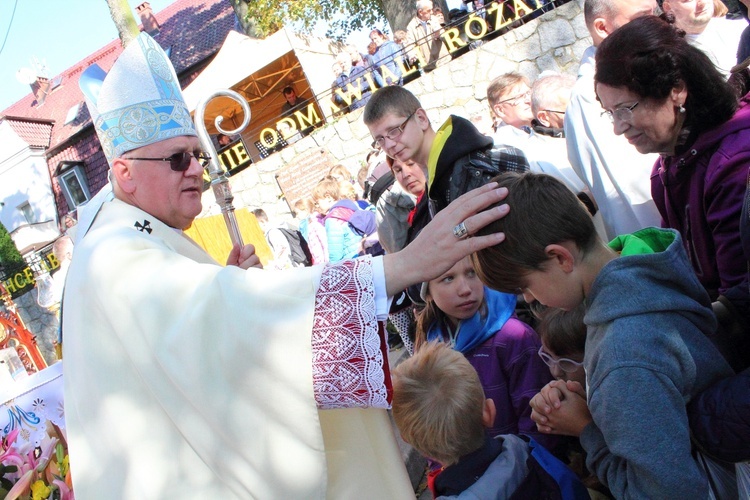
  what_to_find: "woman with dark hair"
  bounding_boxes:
[595,14,750,371]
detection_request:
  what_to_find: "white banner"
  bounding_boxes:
[0,361,64,447]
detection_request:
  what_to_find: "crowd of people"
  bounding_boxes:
[57,0,750,498]
[273,0,750,498]
[320,0,491,116]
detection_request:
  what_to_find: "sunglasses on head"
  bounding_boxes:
[124,151,211,171]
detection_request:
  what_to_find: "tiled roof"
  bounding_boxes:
[1,0,235,153]
[2,117,53,148]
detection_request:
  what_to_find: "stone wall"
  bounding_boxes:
[200,0,589,222]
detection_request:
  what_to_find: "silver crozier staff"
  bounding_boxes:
[193,89,251,248]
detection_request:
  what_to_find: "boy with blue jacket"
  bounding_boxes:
[472,172,734,499]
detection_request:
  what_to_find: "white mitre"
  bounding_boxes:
[73,33,197,242]
[79,31,196,164]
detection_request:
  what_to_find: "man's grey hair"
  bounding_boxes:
[416,0,433,11]
[530,73,576,116]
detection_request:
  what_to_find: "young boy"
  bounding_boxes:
[472,172,735,499]
[391,341,589,499]
[363,86,529,215]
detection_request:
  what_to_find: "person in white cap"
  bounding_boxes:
[64,32,508,499]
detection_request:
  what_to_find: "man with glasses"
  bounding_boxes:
[486,72,535,147]
[525,73,593,201]
[564,0,661,241]
[530,73,575,134]
[65,33,509,498]
[364,86,528,216]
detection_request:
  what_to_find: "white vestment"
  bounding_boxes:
[492,123,530,150]
[565,45,661,241]
[63,198,412,499]
[495,128,607,236]
[526,132,585,194]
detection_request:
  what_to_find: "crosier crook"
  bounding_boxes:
[193,89,251,248]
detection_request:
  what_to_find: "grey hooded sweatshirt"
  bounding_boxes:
[581,227,733,499]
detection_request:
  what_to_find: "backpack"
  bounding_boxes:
[347,207,385,257]
[437,143,529,213]
[510,438,591,500]
[368,170,395,205]
[278,228,313,267]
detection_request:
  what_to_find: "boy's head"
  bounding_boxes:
[252,208,269,231]
[363,86,433,165]
[391,342,495,466]
[473,172,599,310]
[311,177,341,213]
[363,86,421,127]
[251,208,268,222]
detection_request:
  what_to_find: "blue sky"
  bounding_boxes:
[0,1,378,112]
[0,0,175,111]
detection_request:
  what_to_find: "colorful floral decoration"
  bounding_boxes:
[0,363,71,498]
[0,422,73,499]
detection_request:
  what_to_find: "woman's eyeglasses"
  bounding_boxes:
[537,346,583,373]
[124,151,211,171]
[601,102,639,124]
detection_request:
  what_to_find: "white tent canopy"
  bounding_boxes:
[183,28,337,137]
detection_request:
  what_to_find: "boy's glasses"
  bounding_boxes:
[600,102,639,124]
[537,347,583,373]
[124,151,211,171]
[373,111,415,146]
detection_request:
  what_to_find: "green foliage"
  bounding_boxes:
[0,222,24,269]
[242,0,386,41]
